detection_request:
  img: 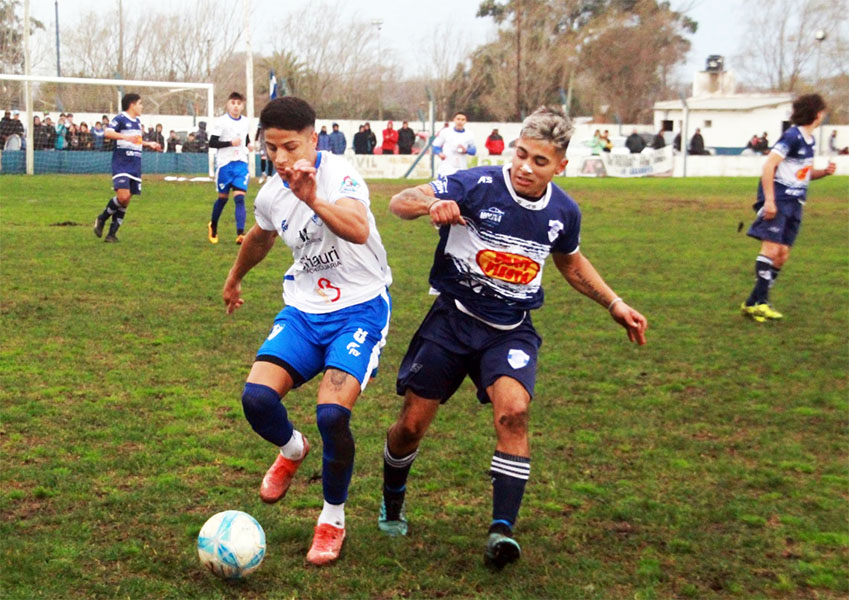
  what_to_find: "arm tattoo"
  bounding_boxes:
[573,269,605,303]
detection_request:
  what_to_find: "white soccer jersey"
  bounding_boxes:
[210,113,251,167]
[434,127,477,176]
[254,151,392,313]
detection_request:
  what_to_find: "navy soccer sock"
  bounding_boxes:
[241,383,294,446]
[770,265,781,290]
[99,197,121,222]
[210,196,229,232]
[316,404,355,505]
[489,451,530,535]
[234,193,246,235]
[746,255,774,306]
[382,440,419,518]
[108,206,126,236]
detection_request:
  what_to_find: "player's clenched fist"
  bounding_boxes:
[428,199,466,227]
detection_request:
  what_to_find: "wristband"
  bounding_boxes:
[608,297,623,313]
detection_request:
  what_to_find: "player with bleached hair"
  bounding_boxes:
[378,105,648,569]
[208,91,254,245]
[222,96,392,566]
[92,93,161,242]
[740,93,837,322]
[432,111,477,176]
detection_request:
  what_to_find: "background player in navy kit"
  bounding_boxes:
[208,92,254,245]
[741,93,836,322]
[378,106,648,569]
[93,93,161,242]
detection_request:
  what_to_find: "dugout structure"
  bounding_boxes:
[0,74,215,176]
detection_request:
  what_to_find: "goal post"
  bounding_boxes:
[0,74,215,176]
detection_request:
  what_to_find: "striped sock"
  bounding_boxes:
[490,451,530,533]
[383,441,418,519]
[746,254,773,306]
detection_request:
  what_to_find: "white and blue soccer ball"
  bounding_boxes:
[197,510,266,579]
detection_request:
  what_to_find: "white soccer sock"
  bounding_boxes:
[279,429,305,460]
[317,501,345,529]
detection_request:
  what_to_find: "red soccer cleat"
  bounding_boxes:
[306,523,346,565]
[259,435,310,503]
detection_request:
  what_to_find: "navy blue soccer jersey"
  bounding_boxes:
[427,164,581,326]
[108,112,143,180]
[757,125,816,205]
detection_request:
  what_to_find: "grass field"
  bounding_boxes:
[1,173,847,600]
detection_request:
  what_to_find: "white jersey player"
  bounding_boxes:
[433,111,477,176]
[222,96,392,568]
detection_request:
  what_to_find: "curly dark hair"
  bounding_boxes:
[790,94,826,126]
[259,97,315,132]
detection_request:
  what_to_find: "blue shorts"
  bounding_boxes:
[256,290,391,391]
[396,295,542,404]
[113,176,141,195]
[216,161,249,194]
[747,198,802,247]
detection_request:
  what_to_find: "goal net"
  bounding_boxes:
[0,74,215,176]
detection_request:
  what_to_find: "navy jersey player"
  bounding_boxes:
[221,97,392,566]
[741,93,836,322]
[208,91,254,245]
[378,106,648,568]
[93,93,161,242]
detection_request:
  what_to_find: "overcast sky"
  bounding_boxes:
[27,0,744,80]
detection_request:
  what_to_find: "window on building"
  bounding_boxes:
[703,120,712,128]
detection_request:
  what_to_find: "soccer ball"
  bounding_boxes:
[197,510,266,579]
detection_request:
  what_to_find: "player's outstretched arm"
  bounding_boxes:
[223,225,278,314]
[389,184,466,226]
[553,251,647,345]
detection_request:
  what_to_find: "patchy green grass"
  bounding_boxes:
[1,174,847,599]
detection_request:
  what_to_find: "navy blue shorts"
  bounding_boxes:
[396,295,541,404]
[747,198,802,247]
[113,175,141,195]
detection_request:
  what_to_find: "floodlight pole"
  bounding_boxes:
[815,30,826,156]
[244,0,255,176]
[372,19,384,122]
[24,0,34,175]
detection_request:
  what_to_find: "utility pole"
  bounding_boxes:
[244,0,255,176]
[372,19,384,121]
[516,1,522,120]
[117,0,124,78]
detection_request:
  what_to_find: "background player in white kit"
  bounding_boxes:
[222,96,392,566]
[208,92,254,245]
[432,111,477,176]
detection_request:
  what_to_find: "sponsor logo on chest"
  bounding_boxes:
[476,249,540,284]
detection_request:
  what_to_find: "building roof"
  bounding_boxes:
[654,94,792,112]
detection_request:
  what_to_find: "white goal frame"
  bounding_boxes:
[0,74,215,176]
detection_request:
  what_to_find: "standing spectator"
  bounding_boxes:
[689,128,707,155]
[397,121,415,155]
[601,129,613,152]
[166,130,180,153]
[317,125,331,151]
[829,130,849,155]
[43,117,57,149]
[329,122,346,155]
[652,129,666,150]
[0,110,13,146]
[54,115,68,150]
[673,132,682,152]
[92,121,105,150]
[78,122,93,150]
[195,121,209,151]
[66,124,81,150]
[485,128,505,155]
[755,132,769,154]
[101,116,113,151]
[589,129,603,155]
[33,115,50,150]
[625,128,645,154]
[353,125,369,154]
[152,124,165,150]
[364,122,377,154]
[381,120,399,155]
[65,113,75,129]
[182,132,200,153]
[432,111,476,176]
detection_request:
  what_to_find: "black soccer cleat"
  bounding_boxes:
[484,532,521,570]
[104,234,119,243]
[93,216,105,238]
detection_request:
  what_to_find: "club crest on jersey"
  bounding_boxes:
[548,219,564,242]
[479,207,504,224]
[431,176,449,195]
[507,349,530,369]
[476,249,540,285]
[280,219,288,232]
[339,175,361,195]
